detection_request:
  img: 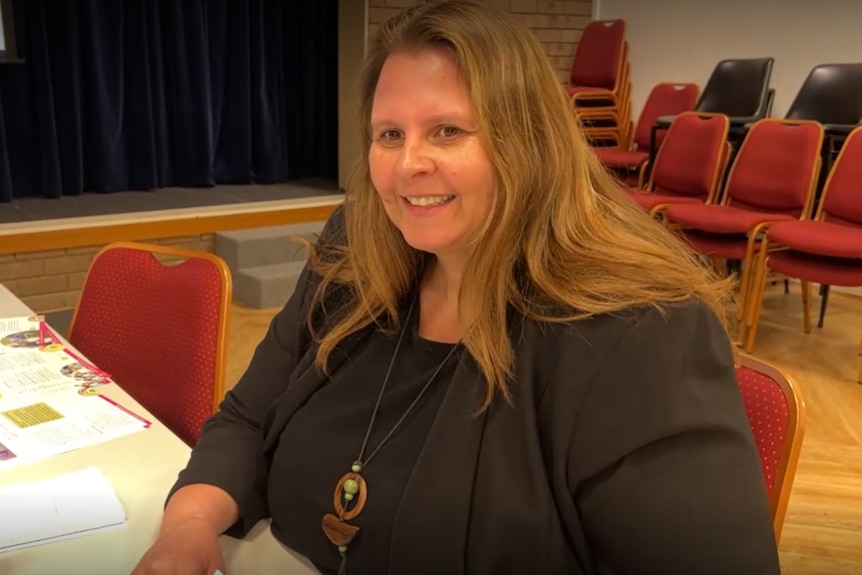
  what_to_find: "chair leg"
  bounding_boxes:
[743,250,770,353]
[858,331,862,384]
[736,256,755,336]
[818,285,830,328]
[801,280,812,334]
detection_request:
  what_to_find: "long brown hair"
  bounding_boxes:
[306,0,734,410]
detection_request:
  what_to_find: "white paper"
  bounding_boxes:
[0,466,126,552]
[0,317,150,469]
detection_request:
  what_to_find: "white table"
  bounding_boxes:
[0,283,318,575]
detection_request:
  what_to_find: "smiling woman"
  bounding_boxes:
[134,2,782,575]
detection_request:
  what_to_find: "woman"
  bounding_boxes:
[133,2,780,574]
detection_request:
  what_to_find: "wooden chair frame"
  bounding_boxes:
[736,354,806,543]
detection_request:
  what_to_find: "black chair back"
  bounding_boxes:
[695,57,774,120]
[785,63,862,127]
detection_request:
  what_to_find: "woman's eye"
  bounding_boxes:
[439,126,461,138]
[380,130,401,142]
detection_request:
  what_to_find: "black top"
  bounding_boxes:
[267,303,458,574]
[168,206,781,575]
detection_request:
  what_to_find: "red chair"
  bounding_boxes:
[663,119,824,333]
[625,112,730,216]
[595,82,699,188]
[567,20,630,144]
[68,242,232,446]
[735,354,805,543]
[743,126,862,371]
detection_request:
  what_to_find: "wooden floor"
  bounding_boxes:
[224,283,862,573]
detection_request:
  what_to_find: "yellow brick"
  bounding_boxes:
[66,245,103,256]
[15,249,66,261]
[21,290,80,314]
[43,254,95,276]
[538,0,566,14]
[0,259,45,281]
[67,272,89,290]
[14,275,69,297]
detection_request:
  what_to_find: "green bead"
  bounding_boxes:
[351,462,362,473]
[338,545,347,553]
[343,492,354,501]
[343,479,359,495]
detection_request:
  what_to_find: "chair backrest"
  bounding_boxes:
[735,354,805,542]
[632,83,700,150]
[786,63,862,125]
[569,19,626,88]
[817,125,862,226]
[723,119,823,217]
[68,242,232,446]
[696,58,774,118]
[648,112,730,201]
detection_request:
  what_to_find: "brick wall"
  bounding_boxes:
[367,0,593,84]
[0,234,214,314]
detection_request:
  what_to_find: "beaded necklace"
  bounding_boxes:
[320,295,461,575]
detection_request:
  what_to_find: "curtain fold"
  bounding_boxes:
[0,0,338,202]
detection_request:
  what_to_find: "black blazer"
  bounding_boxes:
[171,208,780,575]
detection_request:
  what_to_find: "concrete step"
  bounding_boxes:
[233,260,309,310]
[214,221,325,273]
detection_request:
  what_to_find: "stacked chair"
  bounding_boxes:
[624,112,730,215]
[595,82,699,188]
[733,62,862,328]
[741,126,862,380]
[566,19,632,146]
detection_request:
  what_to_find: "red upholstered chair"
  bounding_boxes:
[663,119,823,334]
[567,20,630,144]
[68,241,232,446]
[735,354,805,543]
[625,112,730,216]
[743,126,862,372]
[595,82,700,188]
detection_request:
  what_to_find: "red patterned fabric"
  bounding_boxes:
[569,20,625,88]
[69,246,227,446]
[735,366,790,494]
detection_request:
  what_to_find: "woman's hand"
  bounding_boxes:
[131,517,226,575]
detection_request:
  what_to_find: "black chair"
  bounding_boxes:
[647,57,775,169]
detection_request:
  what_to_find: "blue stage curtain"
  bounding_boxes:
[0,0,338,202]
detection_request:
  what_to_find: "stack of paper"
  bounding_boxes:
[0,467,126,552]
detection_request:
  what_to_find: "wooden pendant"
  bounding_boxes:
[322,472,368,549]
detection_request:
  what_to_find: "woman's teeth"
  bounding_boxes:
[405,195,455,206]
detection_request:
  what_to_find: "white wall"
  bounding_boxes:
[596,0,862,120]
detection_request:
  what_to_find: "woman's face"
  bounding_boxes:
[368,47,495,262]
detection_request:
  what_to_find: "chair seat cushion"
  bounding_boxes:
[767,220,862,258]
[682,230,750,260]
[768,249,862,287]
[596,148,649,168]
[567,86,613,97]
[665,204,794,234]
[626,190,703,211]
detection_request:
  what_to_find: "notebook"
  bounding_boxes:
[0,466,126,553]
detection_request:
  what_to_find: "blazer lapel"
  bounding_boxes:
[388,353,490,575]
